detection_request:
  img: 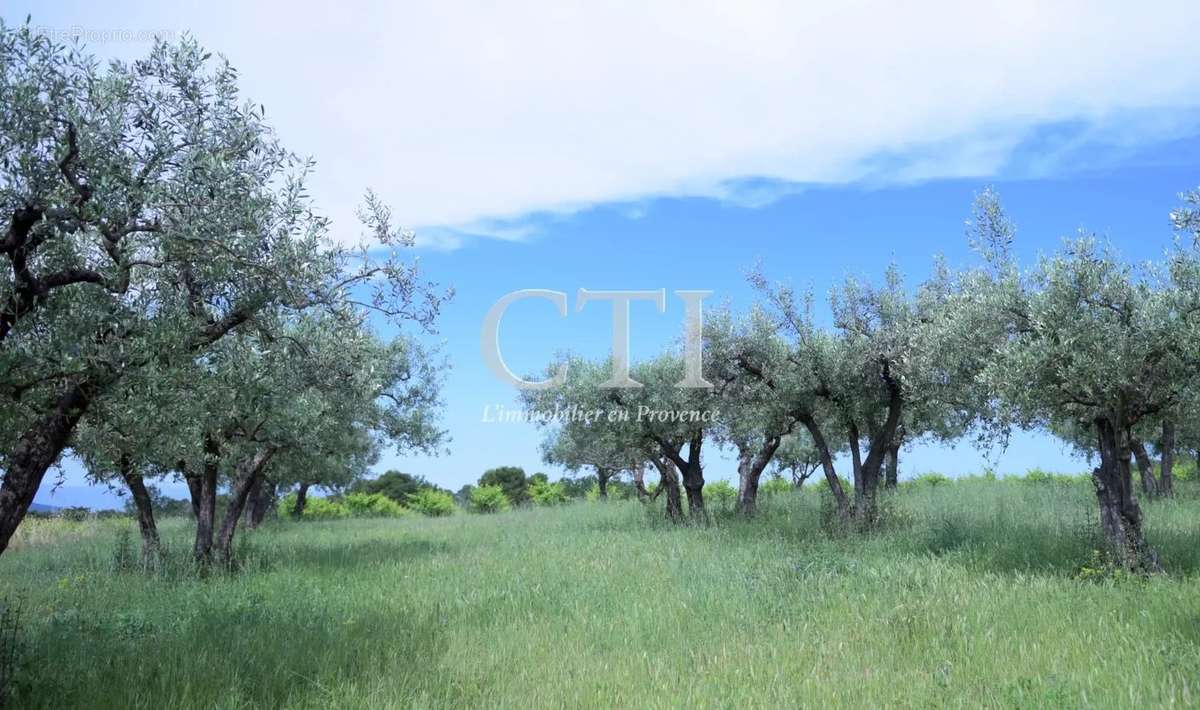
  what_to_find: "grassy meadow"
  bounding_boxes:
[2,479,1199,708]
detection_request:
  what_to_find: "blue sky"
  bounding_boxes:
[10,3,1200,507]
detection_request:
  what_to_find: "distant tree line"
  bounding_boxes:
[520,188,1200,572]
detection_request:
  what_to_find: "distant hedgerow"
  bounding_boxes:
[277,494,350,521]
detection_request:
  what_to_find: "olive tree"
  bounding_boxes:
[705,307,807,515]
[770,432,827,488]
[0,25,447,555]
[71,364,181,565]
[522,358,653,504]
[746,204,1002,522]
[981,231,1194,569]
[520,356,691,520]
[185,313,445,563]
[541,426,637,500]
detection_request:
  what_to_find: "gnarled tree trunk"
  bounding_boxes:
[1159,421,1175,498]
[193,432,221,563]
[291,482,310,519]
[631,466,649,502]
[656,434,706,520]
[0,381,97,556]
[650,457,683,522]
[180,461,202,520]
[215,448,275,565]
[679,435,706,520]
[735,435,781,517]
[596,468,612,500]
[852,379,903,525]
[683,482,704,518]
[1093,418,1159,570]
[245,478,274,529]
[798,413,849,519]
[1131,438,1158,498]
[259,480,276,524]
[120,457,160,568]
[847,425,864,506]
[884,443,899,489]
[242,476,263,528]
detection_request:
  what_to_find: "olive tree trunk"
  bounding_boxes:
[0,381,97,556]
[665,434,705,520]
[242,476,263,528]
[1131,438,1159,498]
[884,443,899,489]
[735,435,781,517]
[631,466,648,501]
[798,413,849,519]
[245,478,274,529]
[215,448,275,565]
[650,457,684,522]
[291,483,311,519]
[119,460,160,568]
[851,382,903,525]
[192,432,222,563]
[1159,421,1175,498]
[596,469,611,500]
[1093,418,1159,571]
[847,425,864,505]
[180,461,202,520]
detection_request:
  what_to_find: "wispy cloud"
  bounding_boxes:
[17,1,1200,250]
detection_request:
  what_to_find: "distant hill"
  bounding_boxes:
[29,502,60,513]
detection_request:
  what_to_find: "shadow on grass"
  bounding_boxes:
[905,498,1200,577]
[279,537,454,573]
[712,484,1200,578]
[15,596,456,709]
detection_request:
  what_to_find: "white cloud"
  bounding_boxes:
[14,1,1200,247]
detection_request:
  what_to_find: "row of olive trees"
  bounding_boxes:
[0,24,449,563]
[524,188,1200,570]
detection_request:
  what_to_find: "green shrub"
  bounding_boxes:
[529,480,568,506]
[1022,468,1085,485]
[343,493,410,518]
[409,489,456,517]
[276,494,295,519]
[813,475,853,496]
[470,485,510,513]
[704,480,737,509]
[302,496,351,520]
[275,494,350,521]
[584,480,635,501]
[760,476,793,497]
[909,472,951,488]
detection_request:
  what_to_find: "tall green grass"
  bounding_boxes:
[1,480,1198,708]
